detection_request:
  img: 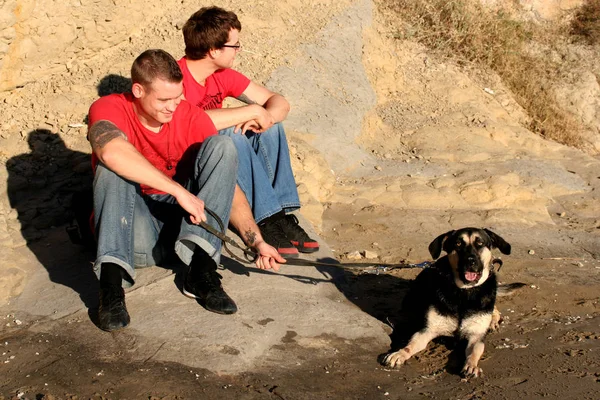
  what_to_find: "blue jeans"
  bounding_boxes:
[219,122,300,223]
[92,135,238,287]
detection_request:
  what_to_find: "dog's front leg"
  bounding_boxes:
[382,330,436,368]
[489,306,501,331]
[462,337,486,378]
[461,313,492,378]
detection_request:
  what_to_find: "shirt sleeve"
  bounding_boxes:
[182,100,218,141]
[220,69,251,98]
[88,95,130,138]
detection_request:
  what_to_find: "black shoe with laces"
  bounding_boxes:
[277,214,319,253]
[183,250,238,315]
[259,217,299,259]
[98,285,130,332]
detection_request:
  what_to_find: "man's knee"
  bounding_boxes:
[202,135,237,162]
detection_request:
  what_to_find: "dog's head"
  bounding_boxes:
[428,227,511,288]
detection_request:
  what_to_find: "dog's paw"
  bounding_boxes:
[381,349,410,368]
[489,309,502,332]
[461,363,483,379]
[489,318,501,331]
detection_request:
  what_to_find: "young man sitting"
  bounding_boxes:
[87,49,284,331]
[177,6,319,259]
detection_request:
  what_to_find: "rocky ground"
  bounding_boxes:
[1,0,599,399]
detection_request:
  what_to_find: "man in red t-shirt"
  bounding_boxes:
[178,7,320,259]
[88,49,284,332]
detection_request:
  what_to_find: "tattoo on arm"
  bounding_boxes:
[244,229,257,246]
[88,120,126,151]
[236,93,258,105]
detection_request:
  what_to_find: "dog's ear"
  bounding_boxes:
[429,230,455,259]
[484,228,511,255]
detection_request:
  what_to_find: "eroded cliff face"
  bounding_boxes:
[0,1,586,94]
[0,0,177,92]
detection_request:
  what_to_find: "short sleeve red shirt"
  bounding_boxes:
[177,57,251,110]
[88,93,217,195]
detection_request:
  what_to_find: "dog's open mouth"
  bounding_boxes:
[464,271,482,282]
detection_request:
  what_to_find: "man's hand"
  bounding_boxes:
[174,188,207,225]
[234,119,261,135]
[249,104,275,132]
[253,240,286,271]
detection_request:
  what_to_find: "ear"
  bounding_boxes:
[131,82,144,99]
[208,47,221,59]
[484,228,511,255]
[428,230,455,259]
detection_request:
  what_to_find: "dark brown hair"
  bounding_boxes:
[130,49,183,86]
[182,6,242,60]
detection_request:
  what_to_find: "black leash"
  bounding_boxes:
[201,208,506,273]
[200,207,432,272]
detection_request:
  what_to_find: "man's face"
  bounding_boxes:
[215,29,241,69]
[134,78,183,127]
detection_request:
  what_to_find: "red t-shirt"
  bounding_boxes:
[88,93,217,194]
[177,57,251,110]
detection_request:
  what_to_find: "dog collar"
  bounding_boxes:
[492,258,503,272]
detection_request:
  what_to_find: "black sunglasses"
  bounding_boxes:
[222,43,241,49]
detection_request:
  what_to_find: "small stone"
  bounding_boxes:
[362,250,378,259]
[374,165,382,171]
[528,249,535,255]
[559,212,566,217]
[346,251,362,260]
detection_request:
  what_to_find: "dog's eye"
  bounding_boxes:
[456,240,462,247]
[474,240,483,247]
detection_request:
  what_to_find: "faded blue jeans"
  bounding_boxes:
[92,135,238,287]
[219,123,300,223]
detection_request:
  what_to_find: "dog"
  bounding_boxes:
[381,227,513,378]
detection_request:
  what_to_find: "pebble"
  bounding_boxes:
[528,249,535,255]
[362,250,378,259]
[346,250,362,260]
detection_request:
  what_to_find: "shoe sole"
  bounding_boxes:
[290,241,320,253]
[280,251,300,259]
[182,286,237,315]
[182,286,200,299]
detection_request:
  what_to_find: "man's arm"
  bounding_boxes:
[204,81,290,133]
[237,81,290,123]
[89,120,207,224]
[204,104,272,131]
[228,185,285,271]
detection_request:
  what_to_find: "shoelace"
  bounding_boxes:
[278,214,312,241]
[196,269,223,290]
[103,286,126,311]
[260,219,290,245]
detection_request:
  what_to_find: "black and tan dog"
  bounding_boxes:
[382,227,513,378]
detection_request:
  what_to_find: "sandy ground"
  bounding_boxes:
[1,0,599,398]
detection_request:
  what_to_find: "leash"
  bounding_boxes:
[200,208,432,273]
[201,208,505,273]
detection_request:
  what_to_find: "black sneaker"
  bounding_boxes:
[183,253,238,315]
[259,218,299,259]
[278,214,319,253]
[98,285,130,332]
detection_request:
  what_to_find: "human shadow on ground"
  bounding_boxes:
[97,74,132,97]
[5,75,134,312]
[6,130,98,308]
